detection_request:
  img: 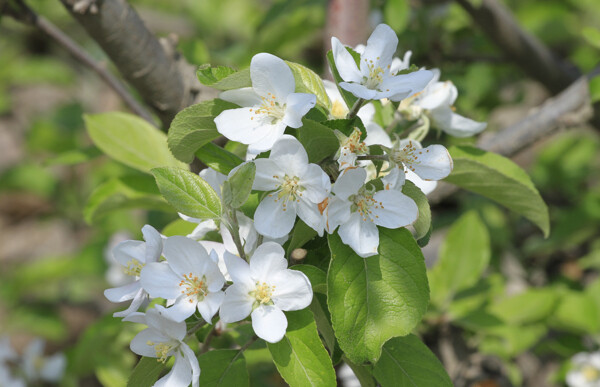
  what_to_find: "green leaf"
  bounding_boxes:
[161,218,199,237]
[384,0,410,34]
[127,357,164,387]
[44,146,102,166]
[298,119,339,163]
[197,64,237,86]
[267,309,337,387]
[589,75,600,104]
[167,100,237,163]
[286,61,331,110]
[84,175,172,224]
[373,335,452,387]
[445,145,550,237]
[222,162,255,208]
[429,211,490,308]
[85,112,187,173]
[401,180,431,240]
[197,349,249,387]
[195,143,243,175]
[151,167,222,219]
[210,68,252,91]
[322,117,366,138]
[292,265,326,294]
[326,50,358,109]
[327,228,429,363]
[489,289,558,325]
[550,291,600,334]
[287,219,319,255]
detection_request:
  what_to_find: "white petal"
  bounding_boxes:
[407,144,453,181]
[297,199,326,237]
[254,194,296,239]
[406,169,437,195]
[130,329,168,357]
[331,37,362,83]
[249,242,287,281]
[444,113,487,137]
[300,164,331,203]
[140,263,181,299]
[122,311,146,324]
[142,225,163,263]
[356,102,376,125]
[326,196,352,233]
[251,53,295,102]
[272,270,313,311]
[199,167,227,196]
[364,122,392,147]
[113,240,145,266]
[224,251,252,285]
[215,108,280,146]
[283,93,316,128]
[270,134,309,165]
[417,82,454,110]
[40,353,66,382]
[220,283,253,323]
[246,121,287,153]
[163,236,211,278]
[200,241,230,281]
[253,159,285,191]
[219,87,263,107]
[180,344,201,387]
[339,82,378,100]
[146,307,187,340]
[382,165,406,190]
[371,190,418,228]
[113,289,147,318]
[162,297,198,322]
[381,70,434,102]
[361,24,398,73]
[323,79,345,106]
[251,305,288,343]
[338,213,380,258]
[104,281,141,303]
[197,291,225,323]
[333,168,366,199]
[154,352,192,387]
[187,219,218,240]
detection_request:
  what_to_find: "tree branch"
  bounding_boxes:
[428,72,596,204]
[59,0,201,128]
[3,0,155,124]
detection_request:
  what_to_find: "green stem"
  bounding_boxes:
[347,98,365,119]
[228,210,248,261]
[186,318,206,336]
[356,154,389,161]
[199,325,218,354]
[231,335,258,363]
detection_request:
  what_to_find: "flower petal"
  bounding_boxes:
[333,168,366,199]
[163,236,211,278]
[253,159,285,191]
[272,270,313,311]
[407,144,453,181]
[162,297,198,322]
[199,167,227,196]
[361,24,398,73]
[357,102,376,125]
[113,289,147,318]
[270,134,309,164]
[154,352,193,387]
[297,198,326,237]
[142,225,163,263]
[219,87,263,107]
[223,251,252,285]
[282,93,316,128]
[215,107,280,146]
[130,329,168,357]
[417,81,454,110]
[187,219,218,240]
[140,262,181,299]
[381,70,434,102]
[246,121,288,153]
[364,122,392,147]
[197,291,224,323]
[251,53,295,102]
[249,242,287,281]
[339,82,378,100]
[382,165,406,190]
[406,169,437,195]
[104,281,141,303]
[331,37,362,83]
[146,306,187,340]
[180,344,201,387]
[220,283,253,323]
[113,240,145,267]
[254,194,296,239]
[40,353,66,382]
[371,190,418,228]
[326,196,352,233]
[299,164,331,203]
[338,213,380,257]
[441,112,487,138]
[251,305,288,343]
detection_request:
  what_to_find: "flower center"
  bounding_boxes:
[179,273,208,302]
[146,341,175,363]
[123,259,144,277]
[350,187,383,223]
[250,92,286,122]
[269,174,304,210]
[250,281,276,306]
[363,58,385,89]
[391,141,425,172]
[582,365,600,382]
[340,128,368,155]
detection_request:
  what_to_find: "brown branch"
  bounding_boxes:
[59,0,201,128]
[454,0,580,95]
[428,72,596,204]
[3,0,155,124]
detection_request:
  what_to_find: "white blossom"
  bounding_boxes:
[331,24,433,102]
[104,225,163,318]
[22,339,66,384]
[326,167,418,257]
[126,306,200,387]
[219,243,313,343]
[140,236,225,323]
[215,53,316,154]
[567,352,600,387]
[253,135,331,238]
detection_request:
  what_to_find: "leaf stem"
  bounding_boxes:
[348,98,365,119]
[186,318,206,336]
[199,325,218,354]
[356,154,389,161]
[231,335,258,363]
[227,210,248,261]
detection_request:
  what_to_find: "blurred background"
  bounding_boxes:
[0,0,599,386]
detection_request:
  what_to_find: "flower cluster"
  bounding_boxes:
[0,337,66,386]
[105,23,486,387]
[567,352,600,387]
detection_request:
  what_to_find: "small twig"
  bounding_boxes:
[186,318,206,336]
[228,210,248,261]
[348,98,365,119]
[356,154,388,161]
[199,325,218,354]
[233,335,259,362]
[4,0,155,124]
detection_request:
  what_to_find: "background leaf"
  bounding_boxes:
[222,162,255,208]
[197,349,249,387]
[127,357,164,387]
[195,143,243,175]
[85,112,187,173]
[286,61,331,110]
[401,180,431,240]
[298,119,339,163]
[327,228,429,363]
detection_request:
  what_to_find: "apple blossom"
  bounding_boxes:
[126,306,200,387]
[215,53,316,154]
[252,135,331,238]
[104,225,163,318]
[331,24,433,101]
[219,242,313,343]
[567,352,600,387]
[140,236,225,323]
[22,339,66,384]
